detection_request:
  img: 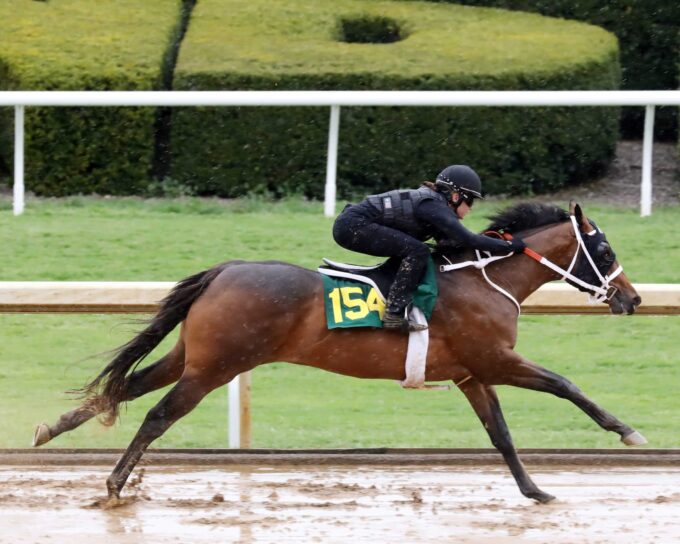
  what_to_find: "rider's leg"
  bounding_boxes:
[382,241,430,331]
[333,210,429,332]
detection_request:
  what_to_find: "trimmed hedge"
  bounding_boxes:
[0,0,183,195]
[170,0,620,198]
[424,0,680,139]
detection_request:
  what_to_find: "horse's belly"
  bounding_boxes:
[289,330,460,382]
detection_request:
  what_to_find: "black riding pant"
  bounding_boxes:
[333,205,430,314]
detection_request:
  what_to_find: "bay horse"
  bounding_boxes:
[33,201,643,504]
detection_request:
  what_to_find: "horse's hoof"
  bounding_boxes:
[622,430,647,446]
[106,479,120,500]
[32,423,51,447]
[527,490,556,504]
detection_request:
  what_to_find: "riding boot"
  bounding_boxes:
[383,250,429,332]
[382,309,428,332]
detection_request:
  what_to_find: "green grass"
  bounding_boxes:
[0,196,679,449]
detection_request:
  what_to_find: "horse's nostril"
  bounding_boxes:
[633,296,642,306]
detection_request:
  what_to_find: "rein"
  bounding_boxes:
[439,215,623,314]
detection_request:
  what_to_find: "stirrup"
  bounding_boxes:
[382,311,428,332]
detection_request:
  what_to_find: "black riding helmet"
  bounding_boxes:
[435,165,484,206]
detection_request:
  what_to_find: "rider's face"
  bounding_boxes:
[452,192,472,219]
[456,200,471,219]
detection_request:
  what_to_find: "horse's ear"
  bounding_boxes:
[569,201,591,232]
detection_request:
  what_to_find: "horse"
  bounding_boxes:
[33,201,643,504]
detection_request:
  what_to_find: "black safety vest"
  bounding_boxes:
[366,187,448,240]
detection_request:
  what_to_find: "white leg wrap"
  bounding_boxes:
[400,307,450,391]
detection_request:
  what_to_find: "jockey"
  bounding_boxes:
[332,164,526,332]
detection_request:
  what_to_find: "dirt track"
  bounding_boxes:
[2,462,679,544]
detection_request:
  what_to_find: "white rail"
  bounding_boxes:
[3,90,680,218]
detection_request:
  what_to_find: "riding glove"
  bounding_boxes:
[507,239,527,253]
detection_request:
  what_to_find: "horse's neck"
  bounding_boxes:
[495,222,577,303]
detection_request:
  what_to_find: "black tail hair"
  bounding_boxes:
[81,264,224,423]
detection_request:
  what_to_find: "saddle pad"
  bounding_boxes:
[320,258,438,329]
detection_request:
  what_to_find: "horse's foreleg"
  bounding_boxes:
[106,369,219,500]
[33,347,185,447]
[458,378,555,503]
[498,355,646,446]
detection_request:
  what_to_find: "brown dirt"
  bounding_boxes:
[1,463,679,543]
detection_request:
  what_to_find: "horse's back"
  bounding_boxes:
[210,259,320,301]
[181,260,324,367]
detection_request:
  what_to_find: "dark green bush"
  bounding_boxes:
[0,0,184,196]
[424,0,680,139]
[170,0,620,198]
[338,16,406,44]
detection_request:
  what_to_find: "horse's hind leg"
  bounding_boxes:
[106,367,225,500]
[498,354,645,446]
[458,377,555,503]
[33,343,185,447]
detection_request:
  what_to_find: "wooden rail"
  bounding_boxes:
[0,282,677,315]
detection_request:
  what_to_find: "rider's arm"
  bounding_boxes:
[416,199,514,252]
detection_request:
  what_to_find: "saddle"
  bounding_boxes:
[317,256,438,331]
[318,256,445,390]
[319,256,403,301]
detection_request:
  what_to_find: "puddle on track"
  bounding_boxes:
[1,464,679,543]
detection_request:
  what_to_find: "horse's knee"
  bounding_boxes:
[489,429,514,454]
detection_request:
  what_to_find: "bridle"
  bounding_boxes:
[439,214,623,313]
[522,215,623,304]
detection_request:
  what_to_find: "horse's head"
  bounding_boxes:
[568,202,641,315]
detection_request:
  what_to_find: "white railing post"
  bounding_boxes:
[13,105,25,216]
[228,375,241,448]
[640,104,655,217]
[324,105,341,218]
[228,372,252,448]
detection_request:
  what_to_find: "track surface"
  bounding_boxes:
[1,458,679,543]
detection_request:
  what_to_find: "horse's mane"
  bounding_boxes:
[432,202,570,258]
[485,202,569,235]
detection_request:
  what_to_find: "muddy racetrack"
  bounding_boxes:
[1,451,679,544]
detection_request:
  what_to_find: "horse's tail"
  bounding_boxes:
[81,264,224,424]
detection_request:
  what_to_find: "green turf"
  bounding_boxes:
[0,197,678,449]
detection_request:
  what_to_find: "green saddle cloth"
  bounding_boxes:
[321,258,438,329]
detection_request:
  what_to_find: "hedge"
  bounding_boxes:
[0,0,184,195]
[423,0,680,139]
[170,0,620,198]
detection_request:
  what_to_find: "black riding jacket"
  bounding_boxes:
[362,186,512,252]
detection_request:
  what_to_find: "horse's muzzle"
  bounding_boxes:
[608,291,642,315]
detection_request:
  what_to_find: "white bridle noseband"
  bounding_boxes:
[535,216,623,304]
[439,215,623,313]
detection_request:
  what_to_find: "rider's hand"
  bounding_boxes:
[507,238,526,254]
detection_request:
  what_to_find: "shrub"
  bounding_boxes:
[423,0,680,139]
[0,0,184,195]
[170,0,620,198]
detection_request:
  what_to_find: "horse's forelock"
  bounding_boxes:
[485,203,570,234]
